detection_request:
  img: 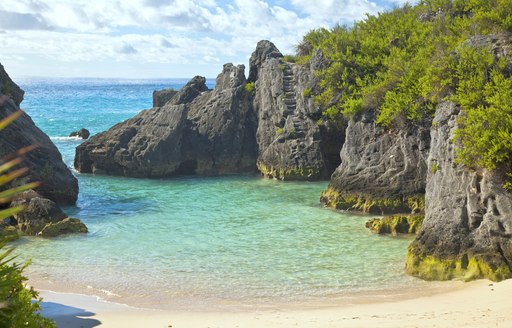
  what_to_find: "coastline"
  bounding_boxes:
[39,279,512,328]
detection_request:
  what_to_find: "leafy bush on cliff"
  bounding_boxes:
[297,0,512,183]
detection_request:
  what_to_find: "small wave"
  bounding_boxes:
[100,289,121,297]
[50,136,83,141]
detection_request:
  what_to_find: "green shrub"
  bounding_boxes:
[283,55,296,63]
[431,162,439,174]
[244,82,255,94]
[302,88,312,98]
[298,0,512,187]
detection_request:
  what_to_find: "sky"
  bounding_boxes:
[0,0,413,79]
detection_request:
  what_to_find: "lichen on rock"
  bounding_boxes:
[366,215,424,235]
[320,187,425,215]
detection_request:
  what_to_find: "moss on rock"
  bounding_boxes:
[366,215,424,235]
[39,218,88,238]
[406,244,512,282]
[320,187,425,215]
[257,162,321,181]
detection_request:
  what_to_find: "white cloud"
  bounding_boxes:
[0,10,52,30]
[290,0,380,22]
[0,0,402,78]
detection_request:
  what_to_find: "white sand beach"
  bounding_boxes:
[40,279,511,328]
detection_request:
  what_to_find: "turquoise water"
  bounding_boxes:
[11,78,422,309]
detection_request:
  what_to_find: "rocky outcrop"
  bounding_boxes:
[9,190,87,237]
[321,110,430,214]
[0,65,78,205]
[0,63,86,238]
[406,102,512,281]
[75,64,257,177]
[252,41,343,180]
[75,41,344,180]
[153,89,178,107]
[70,128,90,139]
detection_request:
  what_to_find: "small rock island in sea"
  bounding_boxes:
[74,33,512,283]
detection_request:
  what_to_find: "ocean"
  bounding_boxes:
[12,77,426,310]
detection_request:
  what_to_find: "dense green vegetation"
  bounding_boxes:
[0,111,55,327]
[297,0,512,184]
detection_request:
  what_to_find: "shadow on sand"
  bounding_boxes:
[41,301,101,328]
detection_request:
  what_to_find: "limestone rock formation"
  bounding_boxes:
[0,63,86,238]
[251,41,343,180]
[75,64,257,177]
[0,65,78,205]
[70,128,90,139]
[406,102,512,281]
[152,88,178,107]
[321,110,430,214]
[75,40,344,181]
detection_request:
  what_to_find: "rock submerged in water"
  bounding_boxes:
[69,128,90,139]
[39,218,88,237]
[9,190,87,237]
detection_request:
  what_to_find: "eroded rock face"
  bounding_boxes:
[75,64,257,177]
[252,41,343,180]
[0,62,24,107]
[406,102,512,281]
[321,110,430,214]
[0,64,78,205]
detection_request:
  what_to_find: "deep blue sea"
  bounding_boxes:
[12,77,426,310]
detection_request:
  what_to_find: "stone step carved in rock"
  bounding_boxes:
[281,63,297,115]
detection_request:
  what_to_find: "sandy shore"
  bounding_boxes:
[39,279,511,328]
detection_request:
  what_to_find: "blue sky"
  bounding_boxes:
[0,0,413,79]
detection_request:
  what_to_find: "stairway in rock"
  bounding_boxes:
[282,63,296,116]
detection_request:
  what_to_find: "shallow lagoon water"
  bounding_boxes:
[12,78,424,309]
